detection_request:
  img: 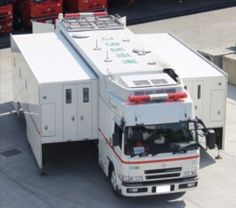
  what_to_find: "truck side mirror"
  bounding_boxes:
[206,129,216,150]
[112,133,120,147]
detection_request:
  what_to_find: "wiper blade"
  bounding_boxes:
[173,143,199,154]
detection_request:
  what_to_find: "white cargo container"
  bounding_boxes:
[11,32,98,169]
[11,12,227,197]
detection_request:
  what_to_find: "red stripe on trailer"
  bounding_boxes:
[98,128,199,165]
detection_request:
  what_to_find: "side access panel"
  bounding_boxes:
[63,85,78,141]
[210,90,224,121]
[78,83,92,139]
[62,82,96,141]
[41,104,56,137]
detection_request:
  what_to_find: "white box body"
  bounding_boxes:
[11,33,98,168]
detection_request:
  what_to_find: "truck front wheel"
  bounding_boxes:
[111,168,117,191]
[109,166,120,196]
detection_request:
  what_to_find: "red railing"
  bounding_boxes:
[0,4,13,33]
[14,0,62,28]
[64,0,107,13]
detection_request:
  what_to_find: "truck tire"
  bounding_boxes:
[109,165,120,196]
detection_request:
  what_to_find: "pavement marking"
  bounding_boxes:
[0,110,16,117]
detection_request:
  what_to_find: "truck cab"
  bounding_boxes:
[98,71,214,196]
[110,121,200,196]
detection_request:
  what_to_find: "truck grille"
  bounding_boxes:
[145,167,182,180]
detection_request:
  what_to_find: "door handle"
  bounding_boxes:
[72,116,75,121]
[80,115,84,121]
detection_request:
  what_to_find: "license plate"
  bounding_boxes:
[156,185,171,194]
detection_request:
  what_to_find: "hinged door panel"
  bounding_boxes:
[63,85,77,140]
[78,84,92,139]
[41,104,56,137]
[210,90,224,121]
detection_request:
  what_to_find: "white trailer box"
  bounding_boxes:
[11,33,98,170]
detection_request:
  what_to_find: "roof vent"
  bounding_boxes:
[104,50,112,62]
[151,79,168,85]
[94,39,101,50]
[72,34,90,39]
[133,80,151,86]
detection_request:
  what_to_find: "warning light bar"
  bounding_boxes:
[128,91,188,103]
[64,12,108,19]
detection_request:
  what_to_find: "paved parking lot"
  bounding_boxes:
[1,7,236,208]
[130,6,236,51]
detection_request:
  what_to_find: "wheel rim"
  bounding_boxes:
[111,170,117,191]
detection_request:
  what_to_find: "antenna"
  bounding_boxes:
[94,39,101,50]
[105,50,112,62]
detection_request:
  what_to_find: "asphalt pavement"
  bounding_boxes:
[109,0,236,25]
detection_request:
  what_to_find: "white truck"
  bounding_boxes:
[11,12,227,197]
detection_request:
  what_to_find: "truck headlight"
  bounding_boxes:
[122,175,143,182]
[184,170,197,177]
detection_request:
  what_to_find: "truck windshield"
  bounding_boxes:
[124,122,197,157]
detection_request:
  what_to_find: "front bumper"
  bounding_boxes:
[120,176,198,197]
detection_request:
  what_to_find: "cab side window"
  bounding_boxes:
[114,123,122,149]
